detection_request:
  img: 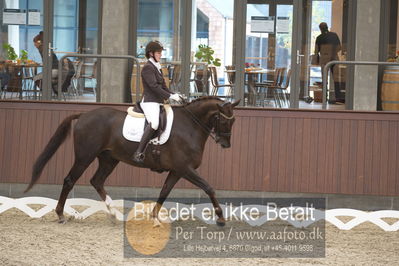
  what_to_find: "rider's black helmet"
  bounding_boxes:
[145,41,164,59]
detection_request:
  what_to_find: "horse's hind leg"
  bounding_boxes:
[55,160,93,223]
[183,168,226,226]
[152,171,181,220]
[89,151,119,214]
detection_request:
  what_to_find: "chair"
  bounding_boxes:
[273,69,291,107]
[256,68,285,107]
[161,66,170,89]
[70,60,84,97]
[81,61,97,96]
[169,64,181,92]
[58,58,77,100]
[130,61,145,103]
[3,64,23,99]
[209,66,234,99]
[189,63,208,99]
[22,66,39,99]
[225,65,236,85]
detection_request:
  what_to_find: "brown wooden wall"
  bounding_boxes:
[1,101,399,196]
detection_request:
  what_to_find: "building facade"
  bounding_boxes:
[1,0,399,110]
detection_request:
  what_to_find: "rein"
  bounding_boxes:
[182,105,234,142]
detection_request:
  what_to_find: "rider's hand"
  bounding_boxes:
[169,93,182,102]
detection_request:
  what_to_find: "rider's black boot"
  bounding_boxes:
[132,124,156,163]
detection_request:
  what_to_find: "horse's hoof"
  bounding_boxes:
[153,218,162,228]
[107,212,117,223]
[74,214,84,220]
[58,217,66,224]
[216,218,226,227]
[107,207,116,217]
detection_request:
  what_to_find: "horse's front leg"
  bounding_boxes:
[152,171,181,220]
[183,168,226,226]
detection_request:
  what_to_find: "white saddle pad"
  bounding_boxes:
[122,105,174,145]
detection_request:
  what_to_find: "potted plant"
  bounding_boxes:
[2,43,18,62]
[194,44,221,67]
[2,44,29,64]
[20,50,28,63]
[194,44,221,92]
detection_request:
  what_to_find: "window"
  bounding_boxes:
[137,0,175,60]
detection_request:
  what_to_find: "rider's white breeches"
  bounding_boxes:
[140,101,160,130]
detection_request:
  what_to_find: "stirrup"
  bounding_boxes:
[133,151,145,163]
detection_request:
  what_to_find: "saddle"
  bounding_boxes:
[128,102,167,140]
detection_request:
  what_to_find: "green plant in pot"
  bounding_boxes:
[195,44,221,67]
[20,49,28,63]
[194,44,221,92]
[2,43,18,61]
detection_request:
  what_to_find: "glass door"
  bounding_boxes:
[44,0,100,101]
[289,0,304,108]
[137,0,177,61]
[75,0,99,101]
[245,0,295,107]
[295,0,346,109]
[0,0,99,101]
[0,0,45,100]
[1,0,58,101]
[77,0,99,55]
[134,0,183,100]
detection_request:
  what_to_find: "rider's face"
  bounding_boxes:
[153,51,162,62]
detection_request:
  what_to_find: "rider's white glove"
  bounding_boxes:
[169,93,181,102]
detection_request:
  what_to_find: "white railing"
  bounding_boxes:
[0,196,398,231]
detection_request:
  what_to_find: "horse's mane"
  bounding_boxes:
[181,96,224,107]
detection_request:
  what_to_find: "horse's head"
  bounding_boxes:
[213,99,240,148]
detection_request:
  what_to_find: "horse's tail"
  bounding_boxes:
[24,113,82,193]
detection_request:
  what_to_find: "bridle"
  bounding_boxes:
[213,112,234,138]
[182,105,234,142]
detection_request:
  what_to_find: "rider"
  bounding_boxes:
[133,41,181,163]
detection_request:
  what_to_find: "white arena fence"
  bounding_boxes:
[0,196,398,232]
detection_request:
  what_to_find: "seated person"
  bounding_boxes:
[31,32,75,94]
[0,60,10,91]
[0,72,10,91]
[60,57,75,93]
[32,31,59,94]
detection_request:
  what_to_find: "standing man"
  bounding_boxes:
[314,22,344,103]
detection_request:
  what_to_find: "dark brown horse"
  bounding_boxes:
[25,96,240,225]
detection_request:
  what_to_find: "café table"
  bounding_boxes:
[2,61,42,99]
[225,68,275,105]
